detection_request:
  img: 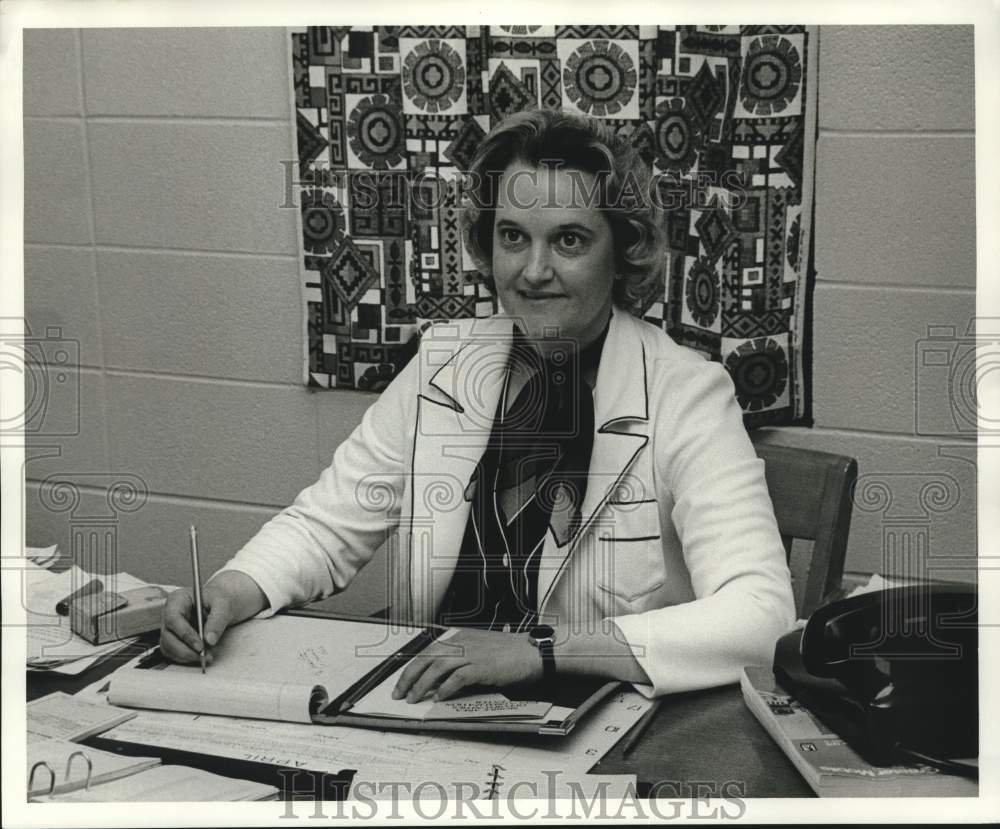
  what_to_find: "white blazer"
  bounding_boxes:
[219,304,796,696]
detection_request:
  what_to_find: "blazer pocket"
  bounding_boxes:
[596,533,666,607]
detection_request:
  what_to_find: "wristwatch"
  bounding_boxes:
[527,624,556,683]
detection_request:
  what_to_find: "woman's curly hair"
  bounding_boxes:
[461,108,665,308]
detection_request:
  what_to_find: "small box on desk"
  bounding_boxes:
[70,586,168,644]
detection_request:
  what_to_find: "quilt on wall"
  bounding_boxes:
[291,25,817,427]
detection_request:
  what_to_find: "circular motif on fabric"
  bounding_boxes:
[653,97,699,173]
[402,39,465,114]
[685,256,720,328]
[347,94,404,169]
[562,41,637,117]
[497,25,543,35]
[725,338,789,412]
[740,35,802,116]
[301,188,345,254]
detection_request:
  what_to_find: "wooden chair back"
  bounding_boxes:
[751,438,859,617]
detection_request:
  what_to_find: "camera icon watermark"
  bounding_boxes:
[914,318,1000,438]
[0,321,80,442]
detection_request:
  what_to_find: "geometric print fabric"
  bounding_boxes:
[292,24,817,427]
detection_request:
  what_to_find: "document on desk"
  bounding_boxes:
[95,686,654,790]
[27,691,136,743]
[103,614,614,734]
[347,650,557,722]
[96,707,603,799]
[107,615,423,724]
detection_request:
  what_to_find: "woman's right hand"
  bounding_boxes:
[159,570,268,664]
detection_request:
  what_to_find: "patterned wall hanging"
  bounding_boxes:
[290,25,817,428]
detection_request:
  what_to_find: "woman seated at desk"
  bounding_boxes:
[160,109,795,702]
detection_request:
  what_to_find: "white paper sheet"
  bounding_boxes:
[27,692,136,743]
[169,614,425,690]
[108,669,321,724]
[25,544,60,567]
[96,616,425,722]
[97,685,653,788]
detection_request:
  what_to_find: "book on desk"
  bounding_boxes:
[100,612,619,736]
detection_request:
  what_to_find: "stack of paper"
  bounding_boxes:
[85,663,652,804]
[28,692,137,743]
[25,693,279,802]
[95,615,617,737]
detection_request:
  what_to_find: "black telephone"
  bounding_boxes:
[773,583,978,777]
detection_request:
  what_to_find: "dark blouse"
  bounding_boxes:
[436,321,609,632]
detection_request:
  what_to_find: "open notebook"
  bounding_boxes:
[104,613,618,735]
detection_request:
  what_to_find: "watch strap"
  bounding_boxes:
[537,638,555,683]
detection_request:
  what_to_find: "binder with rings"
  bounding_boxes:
[28,750,92,799]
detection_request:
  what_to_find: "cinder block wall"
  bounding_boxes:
[22,28,386,614]
[24,26,977,613]
[755,25,977,584]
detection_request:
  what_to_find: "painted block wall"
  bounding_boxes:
[23,26,977,619]
[756,24,977,586]
[22,27,387,615]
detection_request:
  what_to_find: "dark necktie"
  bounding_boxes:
[438,347,597,631]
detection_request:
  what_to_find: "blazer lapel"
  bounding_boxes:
[537,306,650,611]
[407,316,514,623]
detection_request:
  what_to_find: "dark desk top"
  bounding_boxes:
[27,617,812,799]
[592,683,811,797]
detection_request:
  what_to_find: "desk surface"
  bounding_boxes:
[27,611,812,799]
[591,683,811,797]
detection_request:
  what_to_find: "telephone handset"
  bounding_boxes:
[774,583,977,776]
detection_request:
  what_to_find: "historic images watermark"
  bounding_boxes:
[280,160,750,214]
[276,768,747,821]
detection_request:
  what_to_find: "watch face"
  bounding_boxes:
[530,625,555,641]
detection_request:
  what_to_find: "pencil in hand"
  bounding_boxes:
[189,525,206,674]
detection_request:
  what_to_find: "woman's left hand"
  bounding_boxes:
[392,629,543,703]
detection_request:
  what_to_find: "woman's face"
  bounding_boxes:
[491,161,616,351]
